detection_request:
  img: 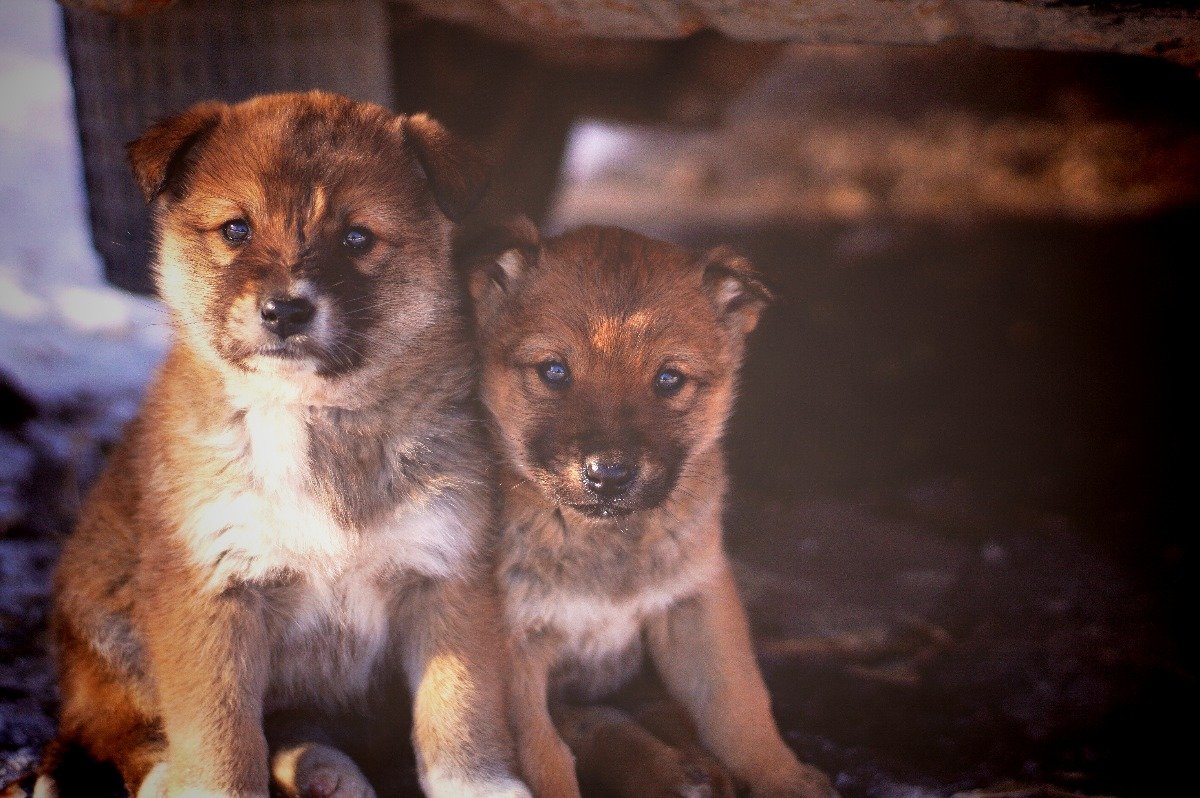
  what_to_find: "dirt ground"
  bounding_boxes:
[2,36,1196,798]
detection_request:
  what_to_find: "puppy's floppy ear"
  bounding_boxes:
[403,113,489,222]
[461,216,540,319]
[697,245,775,335]
[126,101,226,203]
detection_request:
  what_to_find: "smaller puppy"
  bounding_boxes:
[467,222,837,798]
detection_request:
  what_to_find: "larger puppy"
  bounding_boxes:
[468,223,837,798]
[41,92,528,798]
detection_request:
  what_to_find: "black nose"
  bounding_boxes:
[584,457,634,497]
[260,296,315,339]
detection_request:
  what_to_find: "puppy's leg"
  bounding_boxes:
[554,704,715,798]
[508,636,579,798]
[645,563,837,798]
[402,577,530,798]
[265,711,374,798]
[139,577,271,797]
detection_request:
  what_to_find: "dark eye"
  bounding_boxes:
[654,368,685,397]
[537,360,570,388]
[221,219,251,244]
[342,227,373,251]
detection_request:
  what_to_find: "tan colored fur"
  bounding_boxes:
[44,92,528,798]
[468,224,836,798]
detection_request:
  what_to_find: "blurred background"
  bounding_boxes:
[1,1,1197,796]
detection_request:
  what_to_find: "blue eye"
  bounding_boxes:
[538,360,570,388]
[342,227,373,250]
[221,219,251,244]
[654,368,685,396]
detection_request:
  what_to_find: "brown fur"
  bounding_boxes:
[41,92,529,798]
[467,224,837,798]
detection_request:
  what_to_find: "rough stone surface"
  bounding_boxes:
[402,0,1200,69]
[55,0,1200,70]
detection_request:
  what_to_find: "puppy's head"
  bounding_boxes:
[467,223,772,521]
[129,91,486,382]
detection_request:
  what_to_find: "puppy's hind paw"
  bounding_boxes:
[671,763,715,798]
[272,743,375,798]
[676,754,735,798]
[619,746,727,798]
[749,763,840,798]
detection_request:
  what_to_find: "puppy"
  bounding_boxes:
[467,222,838,798]
[39,92,529,798]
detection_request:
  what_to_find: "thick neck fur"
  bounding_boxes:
[145,312,484,535]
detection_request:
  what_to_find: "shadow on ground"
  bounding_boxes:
[713,214,1191,797]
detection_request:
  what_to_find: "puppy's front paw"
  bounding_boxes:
[482,778,533,798]
[134,762,266,798]
[32,774,59,798]
[420,770,532,798]
[272,743,374,798]
[749,762,839,798]
[134,763,168,798]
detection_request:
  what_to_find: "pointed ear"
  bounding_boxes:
[698,246,775,335]
[461,216,540,320]
[126,101,226,203]
[403,113,489,222]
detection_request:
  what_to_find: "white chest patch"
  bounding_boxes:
[541,594,649,663]
[174,401,477,704]
[181,404,474,588]
[180,405,348,589]
[519,555,719,667]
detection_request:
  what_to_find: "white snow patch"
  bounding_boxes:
[0,0,169,406]
[0,270,49,322]
[560,120,644,184]
[53,284,136,333]
[0,289,169,404]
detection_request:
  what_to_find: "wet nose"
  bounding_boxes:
[584,457,635,497]
[260,296,315,339]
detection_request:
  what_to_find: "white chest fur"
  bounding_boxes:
[180,405,342,587]
[174,401,473,703]
[518,554,720,666]
[546,594,648,664]
[181,403,472,586]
